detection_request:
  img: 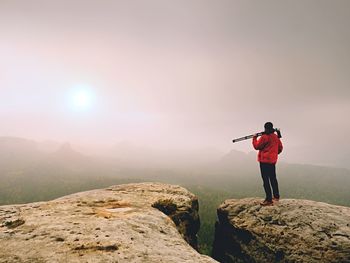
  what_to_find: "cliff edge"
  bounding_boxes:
[212,198,350,263]
[0,182,216,263]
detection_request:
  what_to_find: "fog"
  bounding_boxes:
[1,0,350,168]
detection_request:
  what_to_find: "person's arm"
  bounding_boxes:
[278,138,283,154]
[253,135,267,150]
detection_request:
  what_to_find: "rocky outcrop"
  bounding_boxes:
[0,183,216,263]
[212,198,350,263]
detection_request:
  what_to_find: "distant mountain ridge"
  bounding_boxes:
[0,137,91,171]
[0,136,349,207]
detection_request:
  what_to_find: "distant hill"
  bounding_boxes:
[45,142,95,169]
[0,137,349,207]
[0,137,44,171]
[0,137,93,171]
[0,137,126,205]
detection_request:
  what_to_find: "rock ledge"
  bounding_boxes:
[212,198,350,263]
[0,182,216,263]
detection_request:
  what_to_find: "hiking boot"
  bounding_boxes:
[272,197,280,202]
[260,200,273,206]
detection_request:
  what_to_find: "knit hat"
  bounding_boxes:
[264,122,274,134]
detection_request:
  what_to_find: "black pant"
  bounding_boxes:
[260,162,280,202]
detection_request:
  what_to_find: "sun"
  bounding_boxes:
[68,85,95,111]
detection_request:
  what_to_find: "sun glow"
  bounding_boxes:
[68,85,95,112]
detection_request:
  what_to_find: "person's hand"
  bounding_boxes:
[253,133,258,138]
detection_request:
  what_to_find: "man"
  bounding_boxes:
[253,122,283,206]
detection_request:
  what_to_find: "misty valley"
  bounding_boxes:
[1,137,350,255]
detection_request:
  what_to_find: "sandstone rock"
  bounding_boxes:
[0,182,216,263]
[212,198,350,263]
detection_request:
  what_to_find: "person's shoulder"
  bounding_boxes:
[265,133,277,140]
[261,134,269,140]
[271,133,280,140]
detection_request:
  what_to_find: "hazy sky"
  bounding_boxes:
[0,0,349,167]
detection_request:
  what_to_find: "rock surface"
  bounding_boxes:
[0,182,216,263]
[212,198,350,263]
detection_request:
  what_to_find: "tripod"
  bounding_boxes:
[232,129,282,143]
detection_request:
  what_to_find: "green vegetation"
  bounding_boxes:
[187,186,232,255]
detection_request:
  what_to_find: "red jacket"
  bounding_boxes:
[252,133,283,164]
